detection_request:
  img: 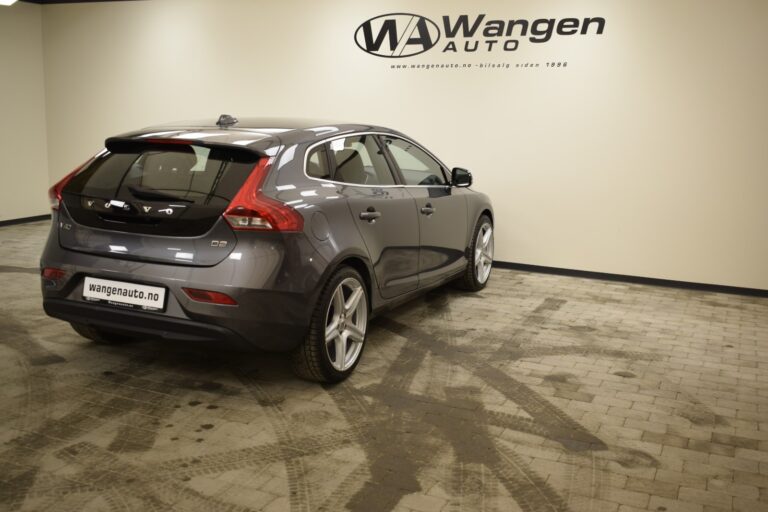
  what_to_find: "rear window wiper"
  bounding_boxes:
[127,185,194,203]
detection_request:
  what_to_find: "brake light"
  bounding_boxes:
[182,288,238,305]
[223,157,304,232]
[48,158,94,210]
[143,138,193,145]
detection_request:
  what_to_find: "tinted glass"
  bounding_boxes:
[67,145,256,205]
[328,135,395,186]
[62,144,258,236]
[306,146,331,179]
[383,136,446,186]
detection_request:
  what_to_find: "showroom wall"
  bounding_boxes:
[9,0,768,289]
[0,1,50,221]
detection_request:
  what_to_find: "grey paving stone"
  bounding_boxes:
[1,221,767,511]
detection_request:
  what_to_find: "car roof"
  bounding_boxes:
[110,117,401,154]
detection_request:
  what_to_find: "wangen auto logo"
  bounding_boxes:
[356,13,607,58]
[355,13,440,58]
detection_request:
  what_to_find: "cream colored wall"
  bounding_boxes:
[39,0,768,289]
[0,2,49,221]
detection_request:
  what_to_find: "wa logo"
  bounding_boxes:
[355,13,440,58]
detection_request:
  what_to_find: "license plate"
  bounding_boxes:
[83,276,166,312]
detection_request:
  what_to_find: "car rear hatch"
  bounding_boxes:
[58,138,263,266]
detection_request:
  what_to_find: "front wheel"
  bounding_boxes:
[457,214,494,291]
[292,267,368,383]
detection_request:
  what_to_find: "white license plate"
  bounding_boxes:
[83,276,166,312]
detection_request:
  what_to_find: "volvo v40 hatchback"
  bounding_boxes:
[41,117,494,382]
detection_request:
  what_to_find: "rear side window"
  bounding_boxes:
[382,136,447,186]
[327,135,395,186]
[66,145,257,205]
[306,146,331,180]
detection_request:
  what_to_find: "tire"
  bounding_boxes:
[457,214,494,291]
[70,322,136,344]
[292,266,369,383]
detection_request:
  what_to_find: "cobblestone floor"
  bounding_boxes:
[1,221,767,512]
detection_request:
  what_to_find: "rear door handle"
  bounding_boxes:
[359,207,381,223]
[420,203,435,216]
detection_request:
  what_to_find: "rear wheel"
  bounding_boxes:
[292,267,368,383]
[457,214,494,291]
[70,322,136,344]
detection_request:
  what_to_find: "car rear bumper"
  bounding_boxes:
[43,297,308,351]
[40,216,327,352]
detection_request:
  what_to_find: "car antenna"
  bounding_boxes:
[216,114,238,128]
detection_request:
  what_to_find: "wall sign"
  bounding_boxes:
[355,13,605,69]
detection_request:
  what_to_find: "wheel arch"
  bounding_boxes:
[313,251,378,313]
[337,256,374,310]
[480,208,493,225]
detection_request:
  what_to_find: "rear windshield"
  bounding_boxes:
[66,144,258,206]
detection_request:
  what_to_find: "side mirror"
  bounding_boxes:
[451,167,473,188]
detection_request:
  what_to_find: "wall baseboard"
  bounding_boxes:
[22,1,141,4]
[0,214,51,228]
[494,261,768,298]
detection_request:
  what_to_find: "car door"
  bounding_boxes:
[380,134,469,287]
[323,134,420,299]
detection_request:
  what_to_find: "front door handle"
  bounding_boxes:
[420,203,435,216]
[359,207,381,223]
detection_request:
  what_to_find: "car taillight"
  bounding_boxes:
[41,267,67,288]
[223,157,304,232]
[41,267,66,281]
[48,158,93,210]
[182,288,238,305]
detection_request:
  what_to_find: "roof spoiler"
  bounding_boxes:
[104,136,264,161]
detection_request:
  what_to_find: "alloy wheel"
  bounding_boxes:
[324,277,367,372]
[475,222,494,284]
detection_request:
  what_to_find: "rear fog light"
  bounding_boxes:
[182,288,238,305]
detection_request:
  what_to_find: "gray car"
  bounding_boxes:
[40,116,494,382]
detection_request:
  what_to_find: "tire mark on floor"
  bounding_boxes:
[54,442,259,512]
[47,493,105,512]
[493,443,569,512]
[447,463,495,512]
[559,449,607,512]
[0,358,159,507]
[101,370,240,454]
[323,297,576,511]
[0,314,66,366]
[233,368,317,512]
[315,462,369,512]
[415,290,464,400]
[364,296,655,510]
[304,296,574,511]
[338,320,441,512]
[371,383,570,512]
[377,317,606,451]
[148,427,363,479]
[0,348,53,436]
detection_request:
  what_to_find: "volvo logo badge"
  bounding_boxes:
[355,13,440,58]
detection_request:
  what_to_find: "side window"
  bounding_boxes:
[306,145,331,179]
[328,135,396,186]
[383,136,447,186]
